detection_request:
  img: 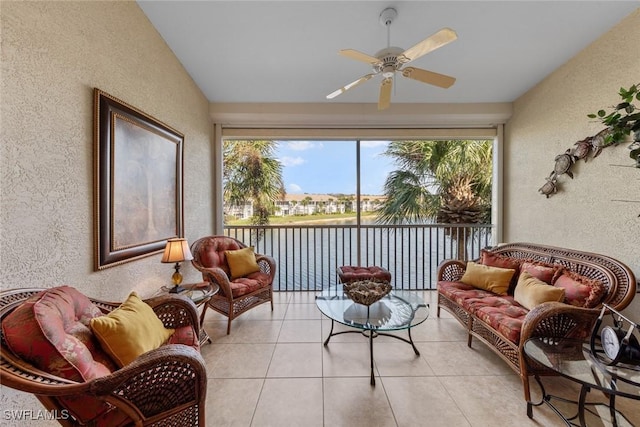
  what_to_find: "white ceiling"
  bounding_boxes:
[137,1,638,106]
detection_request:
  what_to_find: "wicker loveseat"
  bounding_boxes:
[437,242,636,401]
[0,286,207,426]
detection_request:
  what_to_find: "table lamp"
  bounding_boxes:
[161,238,193,293]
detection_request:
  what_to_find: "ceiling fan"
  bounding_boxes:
[327,7,457,110]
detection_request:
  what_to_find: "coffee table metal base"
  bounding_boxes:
[323,319,420,386]
[527,375,634,427]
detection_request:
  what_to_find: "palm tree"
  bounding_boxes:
[376,140,492,259]
[223,140,285,227]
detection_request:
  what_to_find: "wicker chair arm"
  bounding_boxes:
[199,266,233,299]
[256,254,277,281]
[520,302,599,345]
[145,294,200,333]
[89,344,207,418]
[437,260,467,282]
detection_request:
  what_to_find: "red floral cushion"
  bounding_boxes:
[439,280,528,343]
[168,325,200,351]
[229,271,271,297]
[553,271,606,308]
[338,266,392,283]
[520,261,562,285]
[198,237,244,278]
[1,286,118,423]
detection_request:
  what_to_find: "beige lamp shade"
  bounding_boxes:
[161,238,193,263]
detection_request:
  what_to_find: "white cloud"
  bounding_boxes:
[361,140,389,149]
[288,141,315,151]
[280,156,305,167]
[288,183,302,193]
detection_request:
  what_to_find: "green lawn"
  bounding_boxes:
[226,212,378,225]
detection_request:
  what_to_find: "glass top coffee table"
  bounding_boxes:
[524,337,640,426]
[315,285,429,385]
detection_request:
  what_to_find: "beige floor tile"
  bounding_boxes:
[322,342,374,378]
[373,342,435,377]
[245,302,288,320]
[267,343,323,377]
[252,378,324,427]
[406,317,469,342]
[323,377,397,427]
[226,320,283,344]
[416,341,514,376]
[438,374,564,427]
[321,319,372,343]
[289,291,319,303]
[278,319,322,342]
[204,343,275,378]
[205,378,263,426]
[272,292,291,304]
[202,319,235,343]
[285,302,323,320]
[382,376,471,427]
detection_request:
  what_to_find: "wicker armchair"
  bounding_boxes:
[190,236,275,334]
[0,287,207,426]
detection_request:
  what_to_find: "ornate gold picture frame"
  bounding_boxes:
[94,88,184,270]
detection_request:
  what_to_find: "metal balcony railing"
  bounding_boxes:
[225,223,493,291]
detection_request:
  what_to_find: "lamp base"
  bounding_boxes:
[169,285,185,294]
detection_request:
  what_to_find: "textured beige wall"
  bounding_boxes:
[1,1,214,416]
[504,8,640,319]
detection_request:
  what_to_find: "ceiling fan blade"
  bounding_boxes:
[399,28,457,64]
[378,77,392,110]
[401,67,456,88]
[326,74,376,99]
[339,49,381,65]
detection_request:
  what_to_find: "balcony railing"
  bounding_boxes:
[225,223,493,291]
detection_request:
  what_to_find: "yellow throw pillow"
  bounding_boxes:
[225,246,260,279]
[514,271,565,310]
[460,261,515,295]
[90,292,174,367]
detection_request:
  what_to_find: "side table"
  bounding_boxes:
[158,282,218,346]
[524,337,639,426]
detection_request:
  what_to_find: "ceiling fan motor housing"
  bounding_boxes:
[373,46,404,77]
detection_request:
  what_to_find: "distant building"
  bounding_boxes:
[224,194,386,220]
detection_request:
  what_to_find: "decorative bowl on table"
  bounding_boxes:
[343,280,392,306]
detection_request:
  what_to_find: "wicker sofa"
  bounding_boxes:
[436,242,636,401]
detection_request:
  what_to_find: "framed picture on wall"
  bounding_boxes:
[94,88,184,270]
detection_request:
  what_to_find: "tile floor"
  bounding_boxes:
[200,291,639,427]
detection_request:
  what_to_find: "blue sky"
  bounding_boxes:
[275,140,393,196]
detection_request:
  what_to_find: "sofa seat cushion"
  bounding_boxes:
[474,301,529,344]
[229,271,271,297]
[438,281,500,313]
[439,281,528,343]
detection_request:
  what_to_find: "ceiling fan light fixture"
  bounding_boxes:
[327,6,457,108]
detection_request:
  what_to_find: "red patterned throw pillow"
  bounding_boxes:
[553,271,606,308]
[520,261,562,285]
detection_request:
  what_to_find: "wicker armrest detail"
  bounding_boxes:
[437,259,467,282]
[90,345,206,418]
[145,294,200,333]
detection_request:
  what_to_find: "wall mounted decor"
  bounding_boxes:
[94,89,184,270]
[539,84,639,198]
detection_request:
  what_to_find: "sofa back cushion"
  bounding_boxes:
[480,249,521,292]
[196,236,245,277]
